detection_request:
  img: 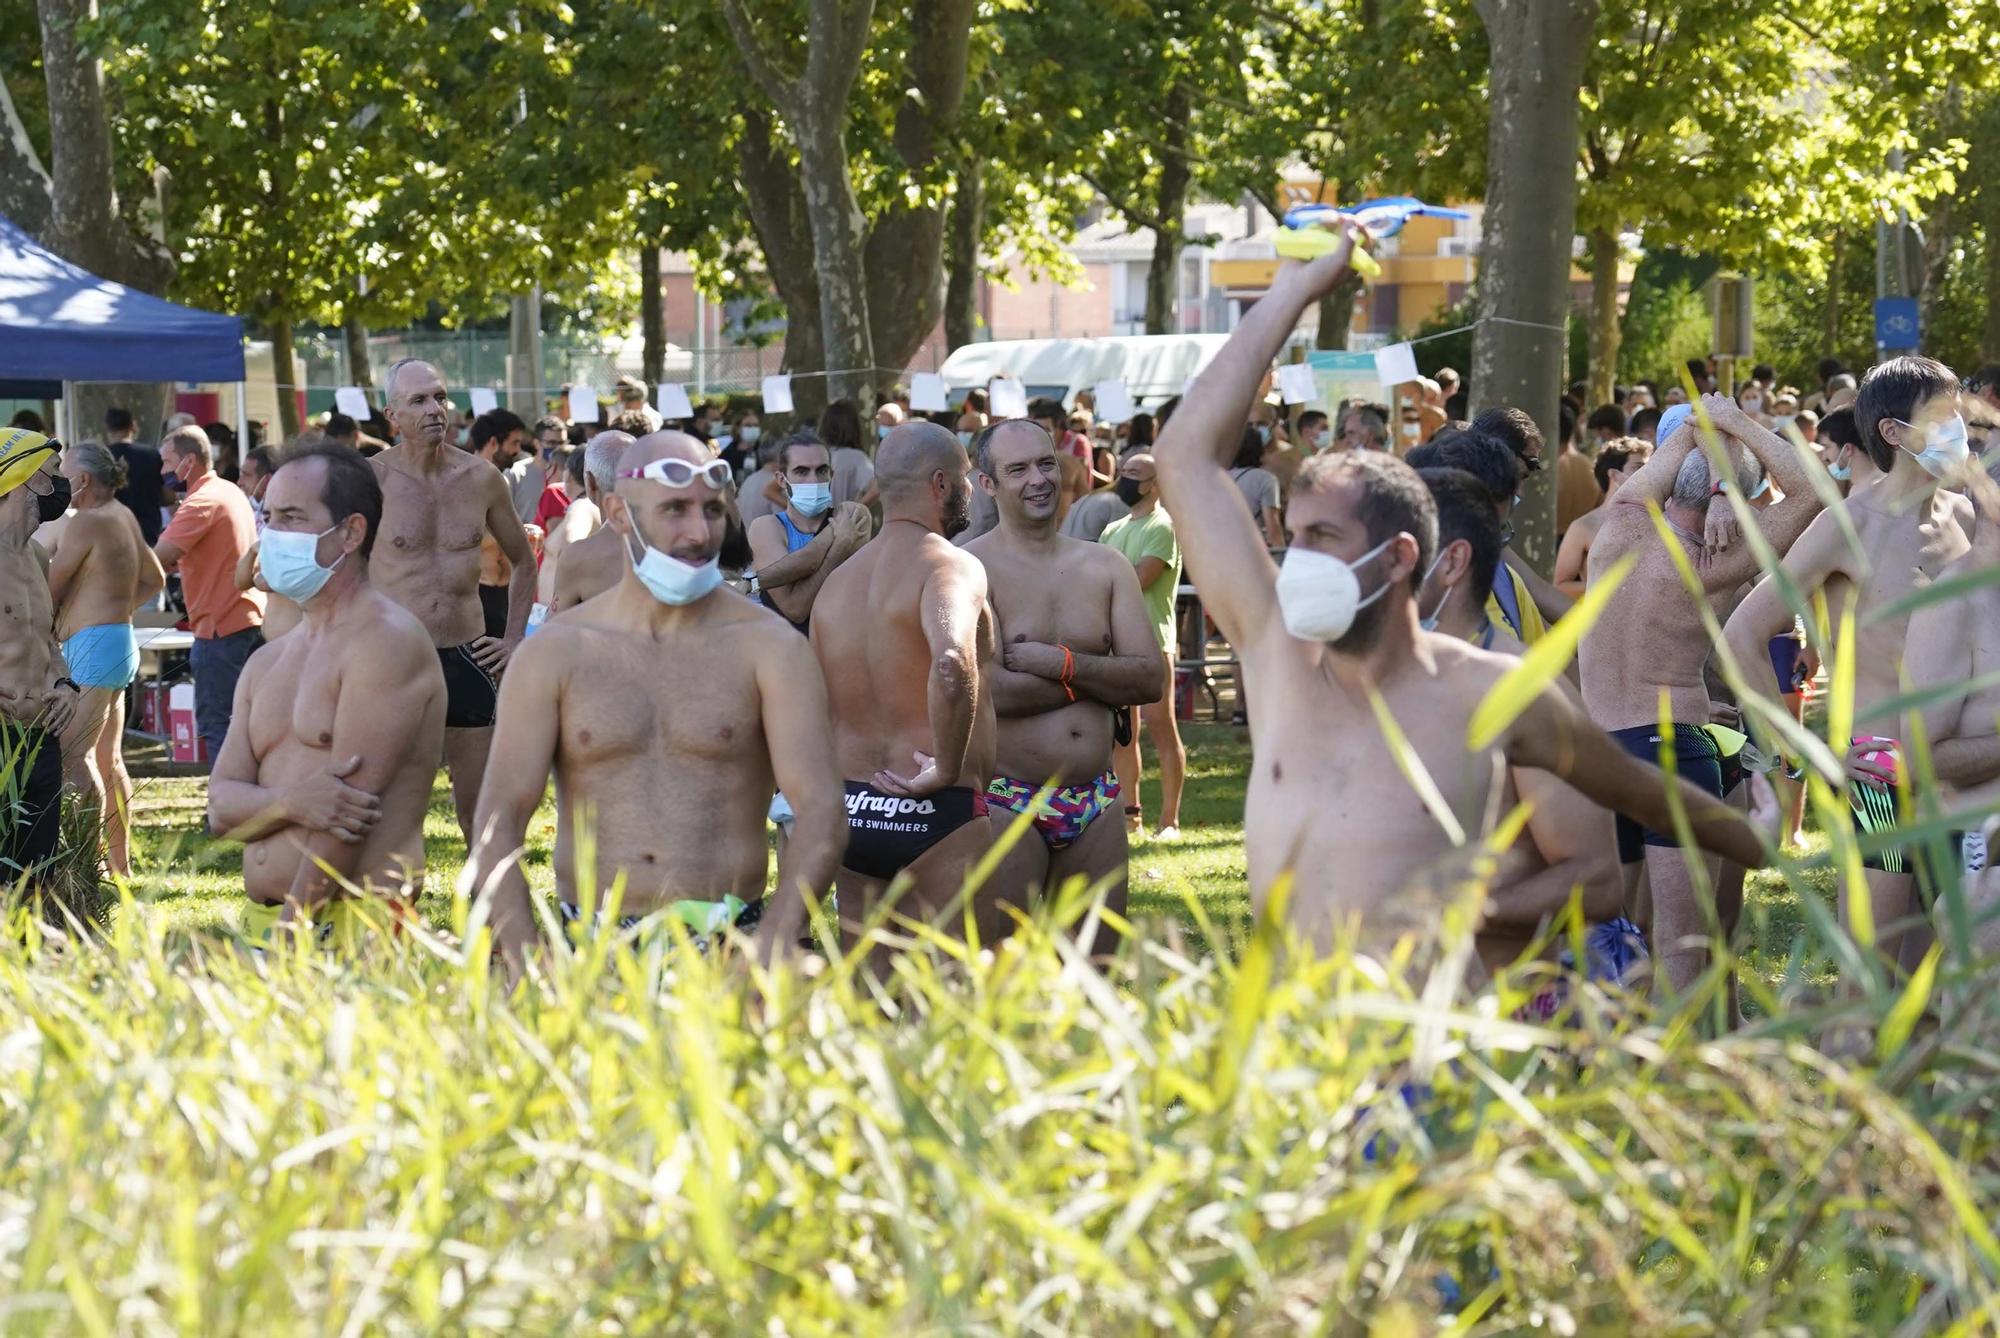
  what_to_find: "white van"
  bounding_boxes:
[936,334,1232,411]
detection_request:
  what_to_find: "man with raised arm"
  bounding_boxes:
[811,422,1001,945]
[1151,228,1769,956]
[465,431,844,967]
[1724,356,1974,978]
[368,359,537,843]
[964,420,1162,931]
[207,445,447,945]
[1578,395,1822,991]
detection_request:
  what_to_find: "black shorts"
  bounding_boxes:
[478,583,509,642]
[1610,723,1725,864]
[439,643,499,730]
[0,723,62,882]
[842,781,988,882]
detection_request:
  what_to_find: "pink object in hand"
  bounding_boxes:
[1853,735,1899,785]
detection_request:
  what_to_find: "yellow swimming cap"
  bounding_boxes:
[0,429,57,498]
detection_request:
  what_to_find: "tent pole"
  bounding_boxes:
[235,378,248,449]
[56,383,70,442]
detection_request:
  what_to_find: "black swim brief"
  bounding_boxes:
[1609,723,1726,864]
[478,583,509,642]
[439,643,499,730]
[842,781,988,882]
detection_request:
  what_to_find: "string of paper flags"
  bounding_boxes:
[323,313,1567,429]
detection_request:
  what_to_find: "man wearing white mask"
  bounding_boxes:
[747,435,873,635]
[208,444,448,945]
[1152,225,1770,957]
[1725,355,1976,983]
[466,431,844,968]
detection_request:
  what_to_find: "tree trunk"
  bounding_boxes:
[1823,231,1843,363]
[343,309,374,392]
[1984,199,2000,363]
[1314,274,1363,350]
[1468,0,1597,579]
[1144,82,1194,336]
[735,102,828,419]
[1919,190,1956,351]
[0,73,52,238]
[39,0,175,446]
[944,157,984,351]
[271,310,302,440]
[1585,226,1621,407]
[639,244,664,386]
[798,118,877,407]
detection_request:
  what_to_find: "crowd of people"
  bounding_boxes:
[3,226,2000,1013]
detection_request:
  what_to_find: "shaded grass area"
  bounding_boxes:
[119,726,1837,987]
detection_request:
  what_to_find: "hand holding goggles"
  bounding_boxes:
[617,457,734,490]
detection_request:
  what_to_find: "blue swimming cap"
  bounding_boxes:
[1655,403,1694,446]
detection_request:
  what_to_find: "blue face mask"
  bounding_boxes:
[1256,424,1272,445]
[1829,461,1852,481]
[877,424,892,442]
[957,431,974,448]
[624,526,723,606]
[260,524,345,603]
[1894,414,1970,479]
[790,481,833,517]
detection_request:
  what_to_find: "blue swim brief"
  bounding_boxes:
[62,622,139,691]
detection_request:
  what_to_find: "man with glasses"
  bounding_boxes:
[466,430,844,968]
[369,359,537,844]
[747,434,872,636]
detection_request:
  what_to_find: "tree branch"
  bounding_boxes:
[720,0,799,117]
[1082,170,1163,231]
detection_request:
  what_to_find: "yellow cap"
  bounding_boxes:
[0,429,56,498]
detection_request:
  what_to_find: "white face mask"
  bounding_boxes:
[1273,538,1393,643]
[1415,552,1452,632]
[623,525,723,606]
[1894,414,1970,479]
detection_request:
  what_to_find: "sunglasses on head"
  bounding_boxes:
[617,457,734,490]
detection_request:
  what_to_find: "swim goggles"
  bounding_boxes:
[617,457,734,490]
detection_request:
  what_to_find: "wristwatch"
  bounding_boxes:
[52,676,79,694]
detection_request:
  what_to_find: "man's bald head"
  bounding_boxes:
[610,429,731,565]
[621,429,708,473]
[876,420,973,537]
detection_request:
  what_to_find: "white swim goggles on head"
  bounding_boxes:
[617,457,734,490]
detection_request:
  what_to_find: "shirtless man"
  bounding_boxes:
[1724,356,1974,977]
[0,435,79,885]
[465,431,843,966]
[1552,438,1649,597]
[207,445,446,943]
[538,449,596,609]
[747,435,872,634]
[548,432,634,615]
[1909,465,2000,899]
[1152,231,1767,958]
[964,420,1162,932]
[1580,397,1821,990]
[1415,466,1630,982]
[811,422,1001,945]
[49,442,164,876]
[368,359,537,842]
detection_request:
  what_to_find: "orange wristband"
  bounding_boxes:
[1060,644,1076,701]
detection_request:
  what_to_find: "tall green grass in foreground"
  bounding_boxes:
[0,881,1996,1333]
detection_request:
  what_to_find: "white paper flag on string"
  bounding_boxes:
[1092,379,1135,424]
[468,387,498,415]
[1276,362,1318,405]
[988,376,1029,420]
[656,382,694,419]
[761,375,795,415]
[334,386,371,420]
[909,372,949,413]
[568,385,600,423]
[1374,342,1420,388]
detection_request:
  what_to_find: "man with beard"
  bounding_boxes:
[964,420,1161,931]
[811,422,1001,946]
[467,431,844,966]
[1152,226,1770,956]
[368,360,537,842]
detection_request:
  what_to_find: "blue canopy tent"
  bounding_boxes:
[0,212,244,437]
